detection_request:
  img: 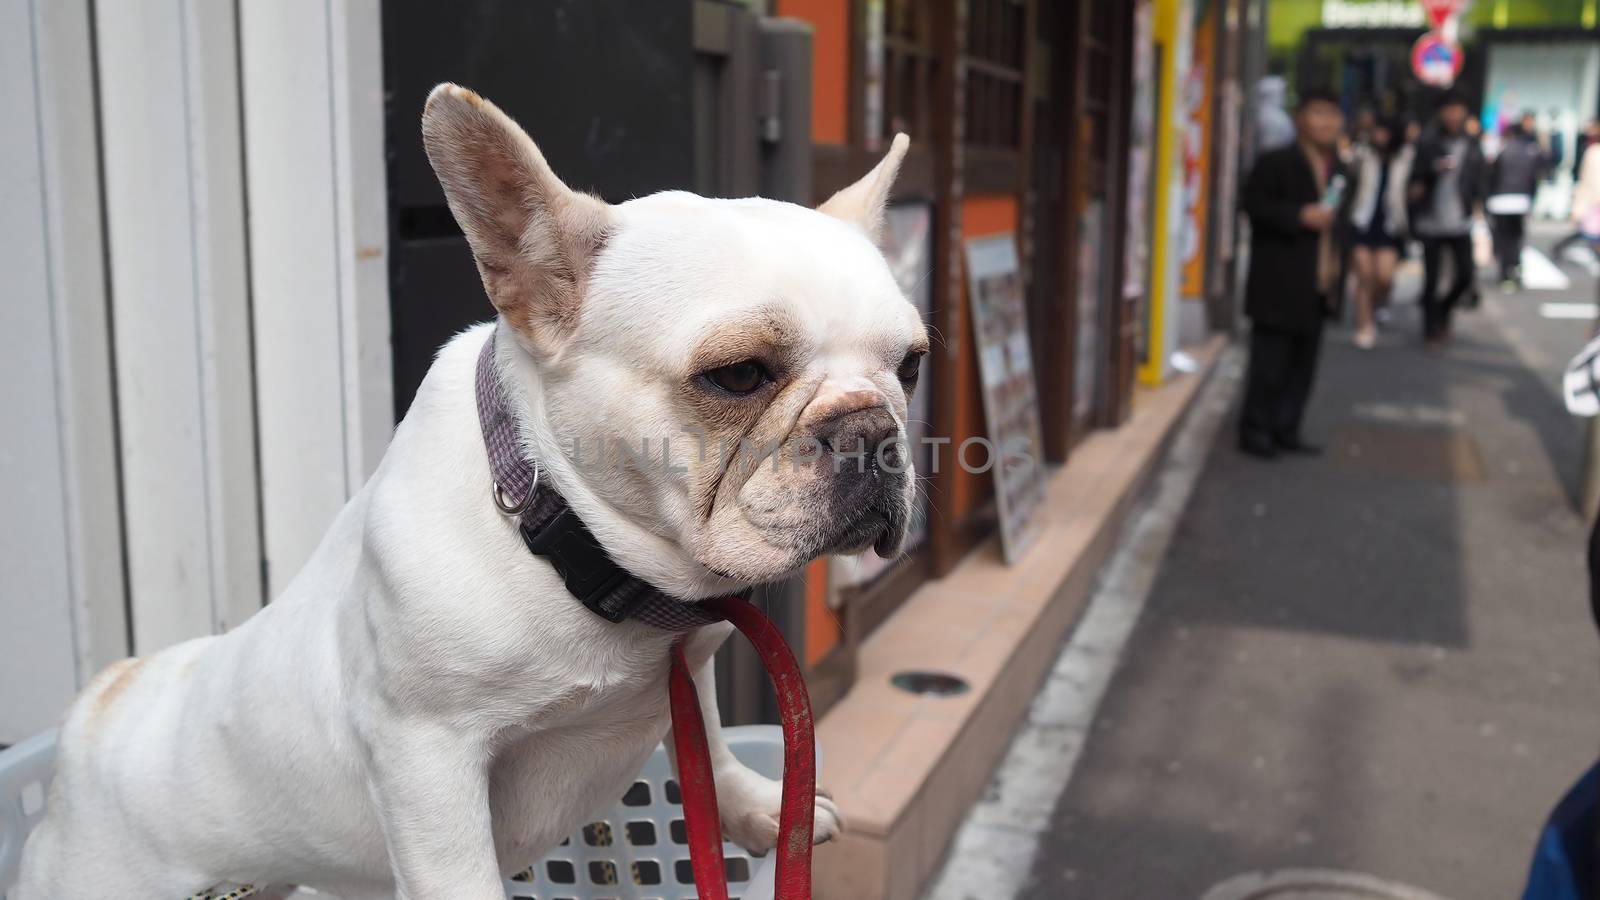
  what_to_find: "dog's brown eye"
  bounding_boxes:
[701,361,770,396]
[896,350,924,385]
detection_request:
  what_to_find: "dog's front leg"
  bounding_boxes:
[668,625,843,854]
[359,718,504,899]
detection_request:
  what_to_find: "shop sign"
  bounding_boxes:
[1411,32,1464,86]
[1321,0,1425,28]
[964,235,1045,565]
[1123,0,1156,304]
[1180,6,1216,298]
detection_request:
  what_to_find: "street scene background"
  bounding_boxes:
[4,1,1600,899]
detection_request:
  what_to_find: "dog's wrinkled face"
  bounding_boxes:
[422,84,927,585]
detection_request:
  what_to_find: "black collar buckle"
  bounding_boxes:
[520,507,653,623]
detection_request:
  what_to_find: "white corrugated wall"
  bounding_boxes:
[0,0,392,743]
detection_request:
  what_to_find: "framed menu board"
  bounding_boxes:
[964,235,1045,564]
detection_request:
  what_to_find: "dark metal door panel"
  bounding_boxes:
[383,0,697,418]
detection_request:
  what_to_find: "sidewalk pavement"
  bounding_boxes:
[999,235,1600,899]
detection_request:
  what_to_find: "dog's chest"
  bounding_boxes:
[487,668,672,866]
[517,656,668,729]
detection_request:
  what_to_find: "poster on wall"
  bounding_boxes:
[1180,1,1216,297]
[1075,201,1105,427]
[965,235,1045,565]
[835,200,934,587]
[1123,0,1156,306]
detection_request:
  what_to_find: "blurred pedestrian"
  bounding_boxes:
[1487,116,1547,289]
[1576,120,1598,183]
[1348,118,1412,348]
[1238,88,1348,459]
[1355,108,1377,139]
[1537,111,1563,183]
[1555,122,1600,264]
[1524,111,1556,192]
[1535,109,1567,221]
[1470,114,1496,161]
[1408,90,1487,351]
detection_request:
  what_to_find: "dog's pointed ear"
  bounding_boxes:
[421,83,610,351]
[817,133,910,243]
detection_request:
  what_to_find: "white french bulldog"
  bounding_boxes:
[17,84,926,899]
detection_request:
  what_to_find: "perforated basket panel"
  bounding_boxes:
[502,726,783,900]
[0,732,53,900]
[0,726,788,900]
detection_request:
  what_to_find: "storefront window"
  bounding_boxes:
[883,0,939,141]
[964,0,1027,150]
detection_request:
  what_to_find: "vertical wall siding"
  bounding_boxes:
[95,0,262,651]
[1,0,89,740]
[3,0,388,738]
[1,0,129,741]
[239,0,392,598]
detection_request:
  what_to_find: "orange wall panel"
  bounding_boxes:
[960,194,1017,240]
[803,558,838,667]
[778,0,850,145]
[951,194,1019,519]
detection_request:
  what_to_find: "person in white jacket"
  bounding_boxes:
[1347,119,1413,348]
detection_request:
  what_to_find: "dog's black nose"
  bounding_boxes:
[814,406,909,555]
[816,407,902,472]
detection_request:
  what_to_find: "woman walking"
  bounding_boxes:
[1348,119,1412,348]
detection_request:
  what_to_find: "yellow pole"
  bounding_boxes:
[1585,0,1597,30]
[1139,0,1190,385]
[1141,0,1181,386]
[1493,0,1509,29]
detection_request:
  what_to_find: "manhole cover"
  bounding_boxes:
[1331,421,1486,482]
[1201,869,1453,900]
[889,670,970,696]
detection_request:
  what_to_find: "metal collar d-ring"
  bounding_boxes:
[492,462,540,518]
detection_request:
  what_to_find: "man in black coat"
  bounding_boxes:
[1408,90,1487,348]
[1239,87,1348,459]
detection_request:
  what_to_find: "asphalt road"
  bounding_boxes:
[1015,229,1600,900]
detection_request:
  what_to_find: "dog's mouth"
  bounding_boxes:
[700,502,907,585]
[696,471,913,583]
[827,498,908,561]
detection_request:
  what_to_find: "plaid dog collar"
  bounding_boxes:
[475,331,727,631]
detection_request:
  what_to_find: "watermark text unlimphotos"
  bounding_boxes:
[555,427,1034,477]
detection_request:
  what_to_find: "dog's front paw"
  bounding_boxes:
[715,766,843,853]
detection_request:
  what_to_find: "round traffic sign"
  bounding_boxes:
[1411,33,1464,87]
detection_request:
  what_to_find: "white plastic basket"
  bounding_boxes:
[0,725,787,900]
